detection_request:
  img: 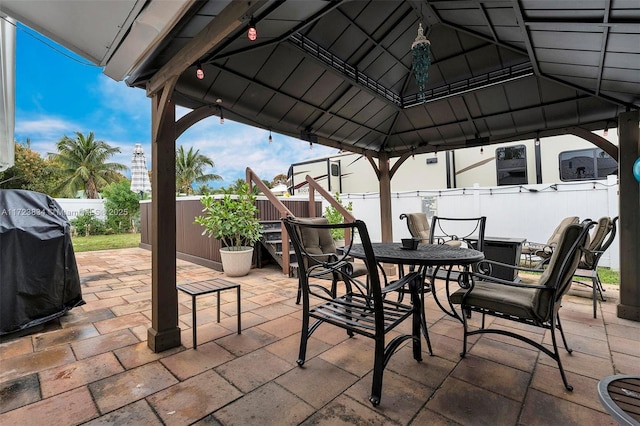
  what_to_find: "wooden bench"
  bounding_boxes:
[177,278,241,349]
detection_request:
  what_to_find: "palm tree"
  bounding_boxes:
[176,146,222,195]
[51,131,127,198]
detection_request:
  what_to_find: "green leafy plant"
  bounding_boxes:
[71,210,107,236]
[102,179,141,233]
[194,181,262,250]
[324,193,353,240]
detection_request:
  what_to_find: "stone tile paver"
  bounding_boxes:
[0,386,98,426]
[89,362,178,413]
[147,369,243,425]
[39,352,124,398]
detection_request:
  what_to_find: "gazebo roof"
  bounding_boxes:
[121,0,638,158]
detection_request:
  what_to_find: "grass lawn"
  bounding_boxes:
[72,233,141,252]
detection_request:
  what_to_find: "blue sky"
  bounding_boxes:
[14,23,337,189]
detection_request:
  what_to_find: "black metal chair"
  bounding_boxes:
[572,216,618,318]
[292,217,368,305]
[282,217,424,407]
[429,216,490,280]
[450,221,594,391]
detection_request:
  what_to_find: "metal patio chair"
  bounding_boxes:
[572,216,618,318]
[283,217,424,407]
[521,216,579,268]
[292,217,368,304]
[450,221,593,391]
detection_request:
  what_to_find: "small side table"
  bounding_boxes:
[177,278,241,349]
[598,375,640,425]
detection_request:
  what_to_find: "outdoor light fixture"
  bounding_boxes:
[247,16,257,41]
[411,23,431,101]
[603,123,609,137]
[196,61,204,80]
[218,106,224,124]
[268,130,272,144]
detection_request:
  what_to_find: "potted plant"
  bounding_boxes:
[194,182,262,277]
[324,192,353,245]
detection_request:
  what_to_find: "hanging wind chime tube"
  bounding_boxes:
[411,23,431,101]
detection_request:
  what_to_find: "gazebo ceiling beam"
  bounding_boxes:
[512,0,541,75]
[394,94,594,138]
[147,1,265,97]
[205,0,343,63]
[594,0,611,96]
[209,63,387,138]
[439,15,636,109]
[336,7,414,73]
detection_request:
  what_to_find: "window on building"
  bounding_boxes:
[496,145,527,185]
[559,148,617,181]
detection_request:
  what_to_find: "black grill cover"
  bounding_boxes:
[0,189,84,334]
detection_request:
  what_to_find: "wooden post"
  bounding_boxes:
[617,110,640,321]
[147,85,181,352]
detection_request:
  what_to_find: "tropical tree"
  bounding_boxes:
[271,173,288,186]
[176,146,222,195]
[50,132,127,198]
[0,142,65,194]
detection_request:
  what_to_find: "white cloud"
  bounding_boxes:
[176,117,337,185]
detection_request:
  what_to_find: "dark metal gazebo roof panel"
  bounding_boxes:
[127,0,637,158]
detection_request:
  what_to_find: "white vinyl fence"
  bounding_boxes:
[325,176,620,269]
[54,198,107,220]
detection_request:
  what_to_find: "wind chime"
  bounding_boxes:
[411,23,431,101]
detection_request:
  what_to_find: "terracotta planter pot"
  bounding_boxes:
[219,246,254,277]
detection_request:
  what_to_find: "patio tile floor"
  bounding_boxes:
[0,247,637,425]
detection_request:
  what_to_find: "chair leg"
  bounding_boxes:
[412,281,429,357]
[555,314,572,353]
[295,279,302,305]
[592,275,598,319]
[550,314,573,391]
[369,336,385,407]
[297,308,310,366]
[460,309,469,358]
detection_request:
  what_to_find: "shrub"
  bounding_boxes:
[71,210,106,236]
[324,193,353,240]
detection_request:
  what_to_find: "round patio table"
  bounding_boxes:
[348,242,484,346]
[598,375,640,425]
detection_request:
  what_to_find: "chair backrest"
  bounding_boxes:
[283,217,382,302]
[547,216,580,246]
[580,216,617,269]
[295,217,337,257]
[428,216,487,252]
[400,213,431,242]
[533,221,593,320]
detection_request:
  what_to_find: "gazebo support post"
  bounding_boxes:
[147,84,181,352]
[617,110,640,321]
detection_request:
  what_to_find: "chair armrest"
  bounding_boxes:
[469,270,548,290]
[382,271,421,294]
[478,259,544,274]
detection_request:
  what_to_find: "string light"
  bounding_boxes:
[480,146,484,154]
[268,130,272,144]
[309,142,313,150]
[219,106,224,124]
[603,124,609,137]
[196,61,204,80]
[247,16,257,41]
